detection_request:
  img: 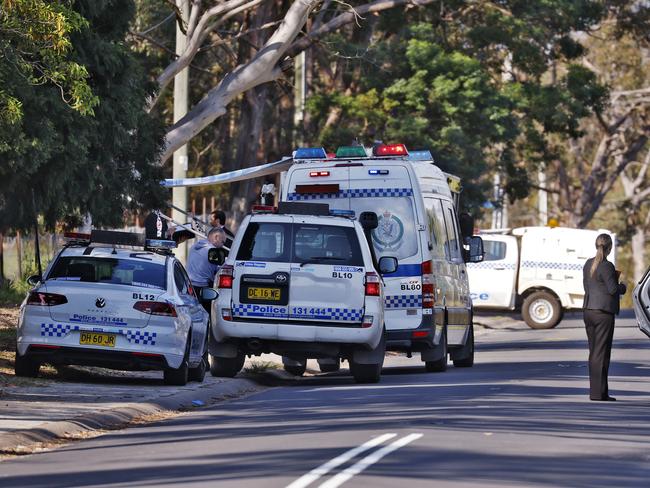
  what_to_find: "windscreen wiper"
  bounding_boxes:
[300,257,346,267]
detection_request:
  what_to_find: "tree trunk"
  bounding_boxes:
[0,232,4,286]
[631,226,646,283]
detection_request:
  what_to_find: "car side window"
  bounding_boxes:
[441,201,462,261]
[483,240,507,261]
[425,198,447,260]
[174,263,190,295]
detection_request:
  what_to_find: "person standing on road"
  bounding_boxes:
[583,233,626,401]
[187,227,226,305]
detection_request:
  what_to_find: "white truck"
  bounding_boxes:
[467,226,615,329]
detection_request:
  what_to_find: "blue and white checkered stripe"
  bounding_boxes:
[232,304,288,319]
[521,261,583,271]
[385,295,422,309]
[467,262,517,270]
[231,304,363,321]
[39,323,157,345]
[290,308,364,322]
[287,188,413,201]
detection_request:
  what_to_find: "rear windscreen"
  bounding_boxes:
[237,222,363,266]
[48,257,167,290]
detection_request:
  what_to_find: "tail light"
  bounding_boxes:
[133,301,177,317]
[26,292,68,306]
[309,171,330,177]
[361,315,374,328]
[221,308,233,321]
[218,265,234,289]
[421,260,435,309]
[365,272,381,296]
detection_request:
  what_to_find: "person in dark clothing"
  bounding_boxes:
[583,233,626,401]
[210,210,234,250]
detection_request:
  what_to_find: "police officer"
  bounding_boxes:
[187,227,226,308]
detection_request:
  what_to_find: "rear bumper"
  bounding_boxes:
[386,308,443,351]
[20,345,171,371]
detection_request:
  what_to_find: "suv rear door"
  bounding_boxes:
[633,267,650,338]
[289,220,365,324]
[232,219,292,320]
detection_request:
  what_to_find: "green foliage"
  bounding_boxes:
[0,0,166,232]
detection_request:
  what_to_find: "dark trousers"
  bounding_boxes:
[584,309,615,399]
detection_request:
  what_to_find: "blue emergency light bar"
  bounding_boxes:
[329,209,355,218]
[368,169,389,175]
[408,150,433,161]
[294,147,328,159]
[145,239,177,249]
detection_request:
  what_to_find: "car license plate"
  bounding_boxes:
[247,287,281,300]
[79,332,116,347]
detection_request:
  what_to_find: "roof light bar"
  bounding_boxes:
[335,146,368,158]
[91,230,145,247]
[368,169,389,175]
[309,171,330,177]
[408,150,433,161]
[294,147,327,159]
[373,143,409,157]
[145,239,177,249]
[329,209,355,218]
[251,205,277,213]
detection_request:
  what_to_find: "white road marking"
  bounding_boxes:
[318,433,424,488]
[285,433,397,488]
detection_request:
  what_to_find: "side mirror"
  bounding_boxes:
[459,212,474,239]
[27,275,41,287]
[208,248,226,266]
[467,236,484,263]
[378,256,398,274]
[201,287,219,301]
[359,212,378,231]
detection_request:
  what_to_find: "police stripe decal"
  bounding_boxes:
[287,188,413,201]
[231,304,363,321]
[521,261,583,271]
[466,262,516,270]
[39,323,157,345]
[385,295,422,309]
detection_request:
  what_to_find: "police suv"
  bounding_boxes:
[210,202,391,383]
[280,144,484,371]
[15,230,217,386]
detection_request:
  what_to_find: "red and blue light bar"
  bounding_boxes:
[368,169,389,175]
[373,143,409,157]
[294,147,328,159]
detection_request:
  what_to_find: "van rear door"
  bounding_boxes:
[467,235,518,308]
[232,219,292,321]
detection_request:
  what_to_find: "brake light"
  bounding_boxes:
[132,352,163,358]
[218,265,234,289]
[133,301,177,317]
[421,260,434,309]
[251,205,277,213]
[309,171,330,177]
[412,330,429,338]
[30,344,62,350]
[26,292,68,306]
[365,272,381,296]
[221,308,233,321]
[373,143,409,157]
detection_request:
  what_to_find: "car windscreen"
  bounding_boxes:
[237,222,363,266]
[48,257,167,290]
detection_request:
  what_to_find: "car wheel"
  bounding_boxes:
[318,358,340,373]
[14,350,40,377]
[284,362,307,377]
[452,324,474,368]
[349,361,381,383]
[209,353,245,378]
[425,328,447,372]
[164,340,190,386]
[189,336,208,383]
[522,291,561,329]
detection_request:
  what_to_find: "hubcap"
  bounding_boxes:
[530,299,553,323]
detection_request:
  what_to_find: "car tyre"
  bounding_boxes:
[284,362,307,377]
[452,324,474,368]
[209,353,245,378]
[14,350,40,377]
[164,340,190,386]
[189,337,208,383]
[522,291,561,329]
[349,361,381,383]
[425,328,447,372]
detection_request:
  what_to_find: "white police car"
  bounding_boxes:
[209,202,394,383]
[15,230,217,386]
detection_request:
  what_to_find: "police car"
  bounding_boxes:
[209,202,392,383]
[15,230,217,386]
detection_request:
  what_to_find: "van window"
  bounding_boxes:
[483,240,507,261]
[424,198,447,260]
[294,224,363,266]
[237,222,290,262]
[441,201,462,261]
[348,197,419,260]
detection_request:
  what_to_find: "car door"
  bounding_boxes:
[633,267,650,338]
[467,235,518,308]
[231,219,292,320]
[173,262,206,360]
[288,220,365,325]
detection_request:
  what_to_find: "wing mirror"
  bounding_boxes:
[359,211,378,231]
[378,256,398,275]
[200,287,219,301]
[27,275,41,286]
[459,212,474,239]
[208,248,226,266]
[467,236,484,263]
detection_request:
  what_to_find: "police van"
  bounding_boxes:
[467,226,615,329]
[210,202,390,383]
[279,144,484,371]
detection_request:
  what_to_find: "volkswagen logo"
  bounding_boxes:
[95,297,106,308]
[275,273,288,284]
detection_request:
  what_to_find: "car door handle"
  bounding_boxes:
[494,267,505,270]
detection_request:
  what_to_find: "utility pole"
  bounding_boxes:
[173,0,190,263]
[293,51,306,144]
[538,166,548,225]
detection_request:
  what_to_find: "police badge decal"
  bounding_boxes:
[372,210,404,251]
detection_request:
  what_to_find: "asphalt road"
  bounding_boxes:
[2,314,650,488]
